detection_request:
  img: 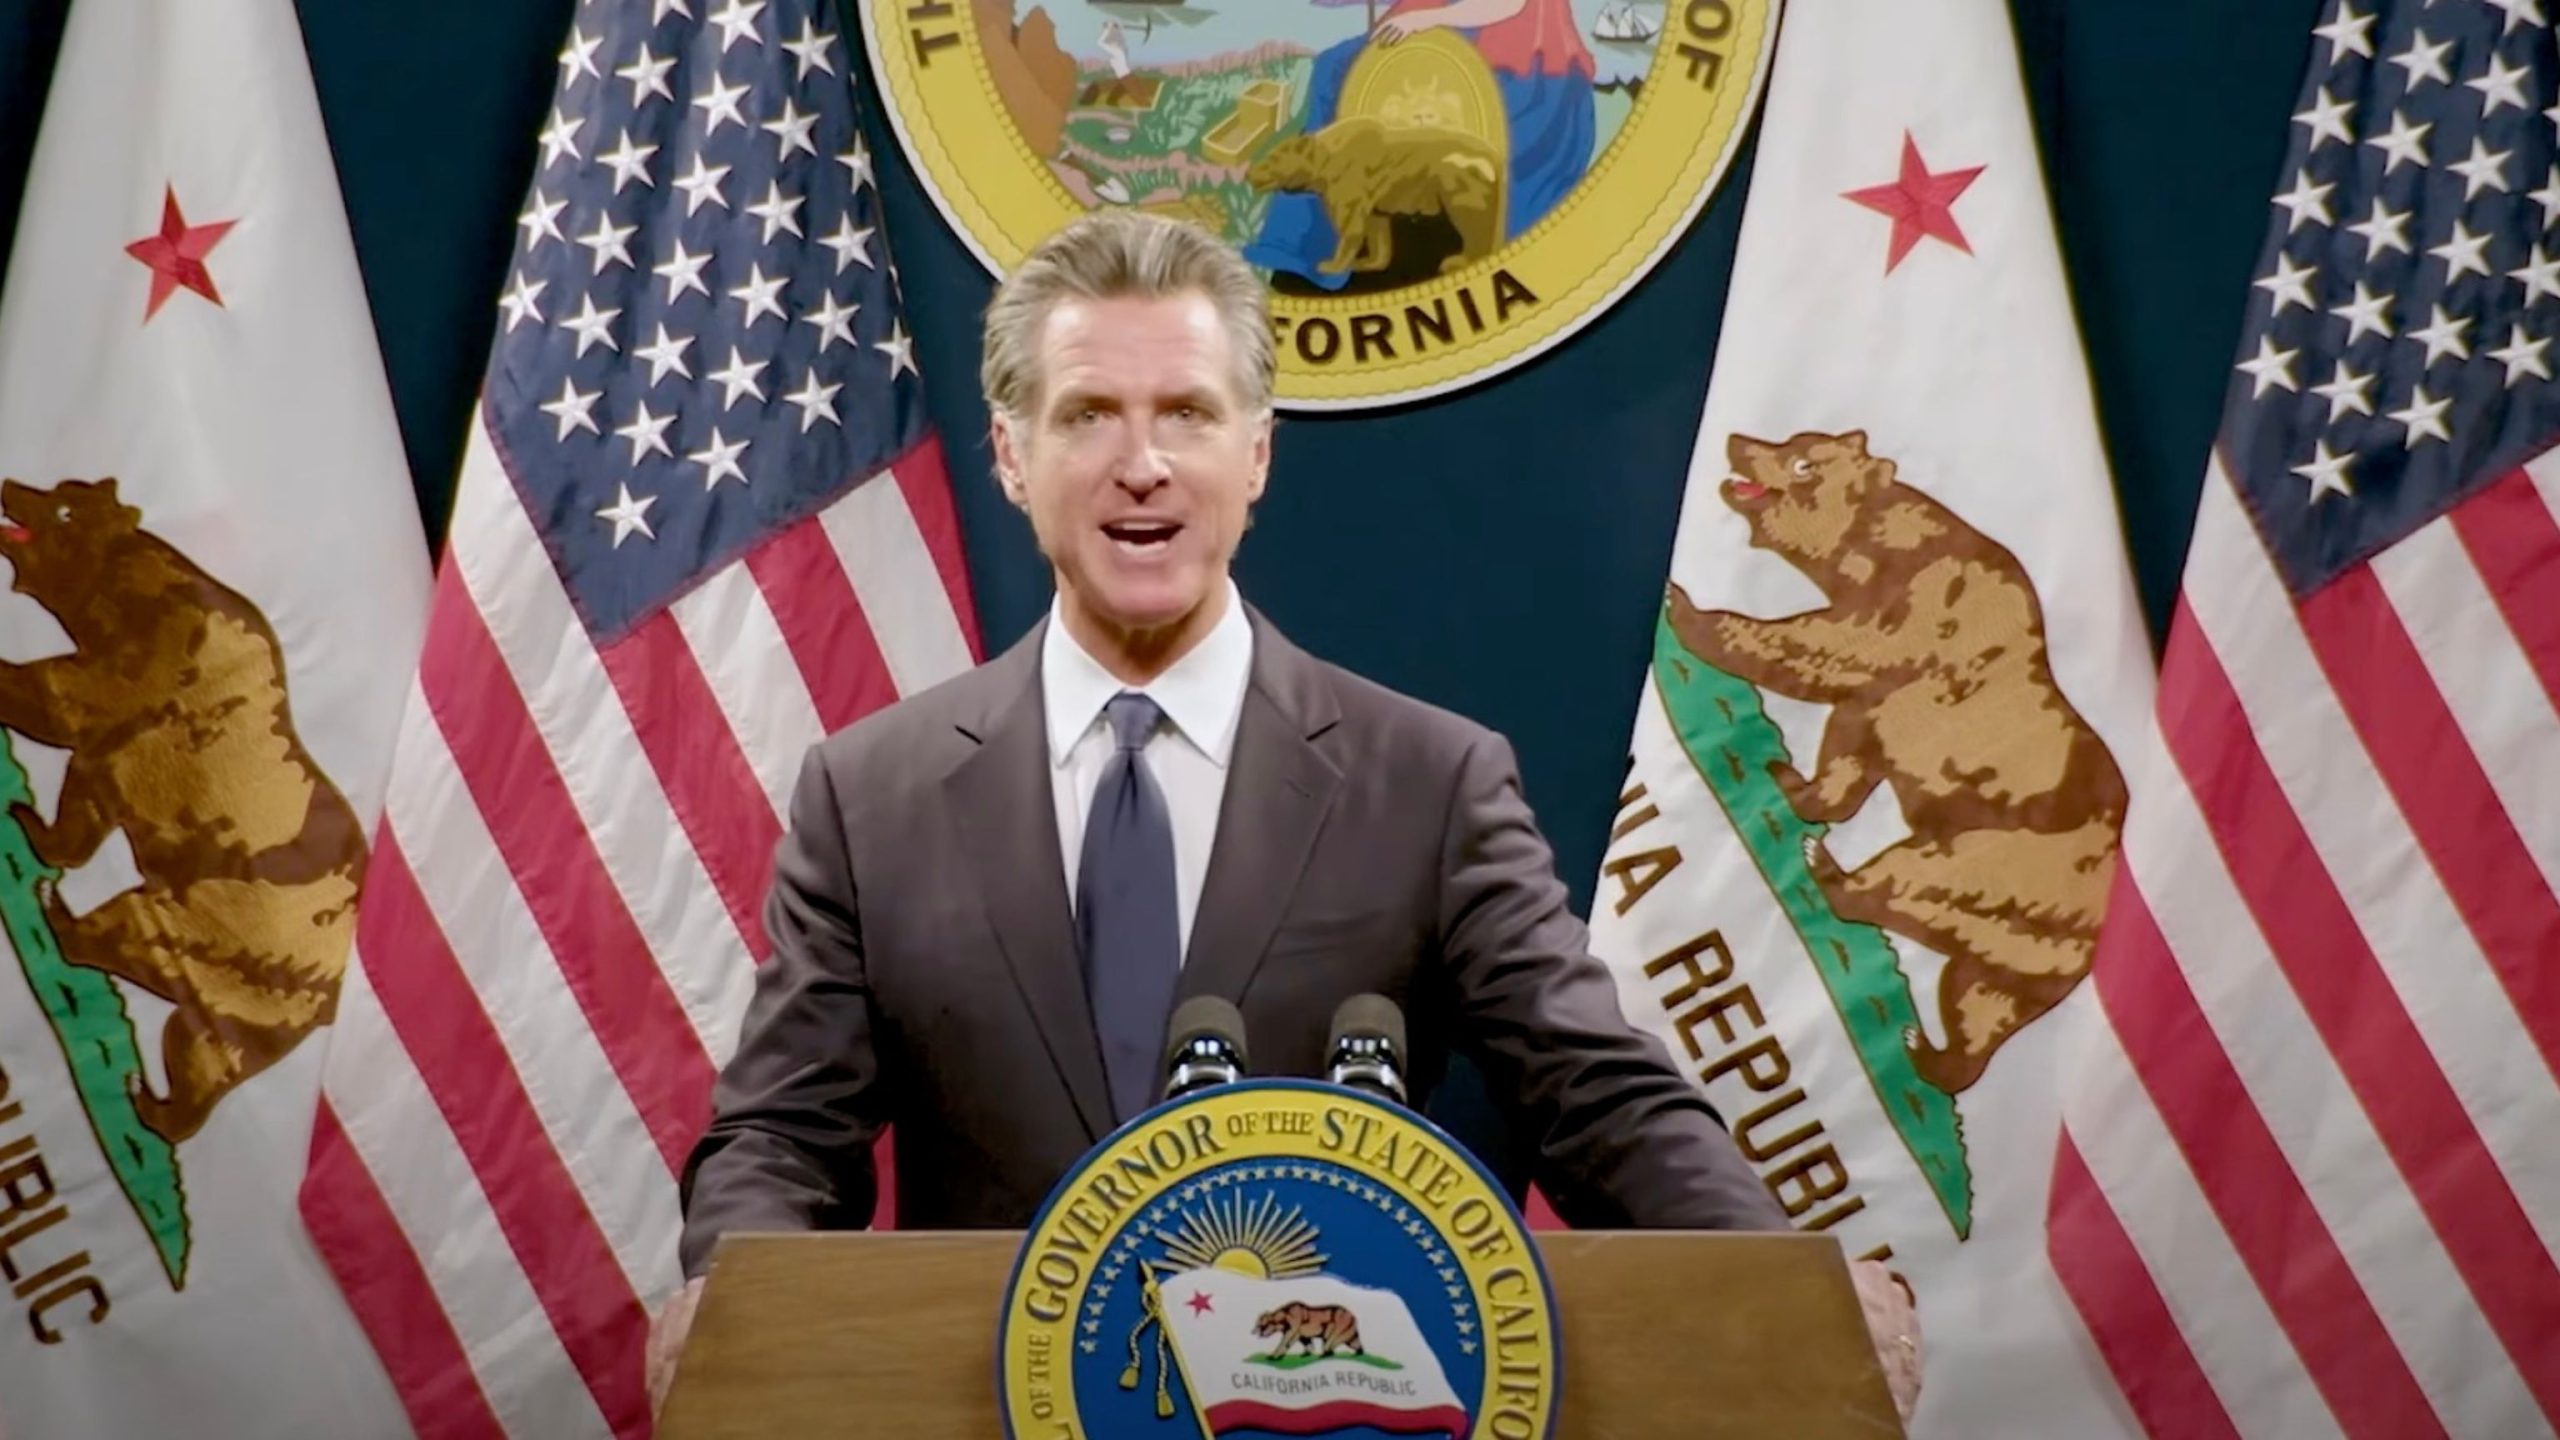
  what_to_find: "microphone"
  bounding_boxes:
[1161,996,1249,1101]
[1325,994,1408,1106]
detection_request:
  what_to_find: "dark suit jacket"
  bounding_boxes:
[679,611,1783,1273]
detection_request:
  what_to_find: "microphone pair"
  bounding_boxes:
[1159,993,1407,1105]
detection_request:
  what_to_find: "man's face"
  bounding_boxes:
[993,291,1271,661]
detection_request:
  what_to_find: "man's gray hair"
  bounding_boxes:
[980,210,1276,424]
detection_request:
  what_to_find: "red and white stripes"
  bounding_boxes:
[301,416,977,1437]
[2051,457,2560,1439]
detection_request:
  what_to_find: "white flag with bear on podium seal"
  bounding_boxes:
[1588,2,2156,1435]
[0,1,429,1436]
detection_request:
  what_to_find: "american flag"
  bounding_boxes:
[296,1,980,1433]
[2045,2,2560,1435]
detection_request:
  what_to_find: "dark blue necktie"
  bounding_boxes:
[1079,692,1182,1125]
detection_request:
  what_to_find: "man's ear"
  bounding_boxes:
[1246,410,1274,505]
[990,411,1030,510]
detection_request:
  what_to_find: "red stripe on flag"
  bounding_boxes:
[301,1100,510,1440]
[2447,467,2560,708]
[2300,564,2560,1076]
[1202,1399,1475,1437]
[889,434,983,656]
[2163,629,2560,1419]
[595,609,779,959]
[738,517,904,1227]
[420,575,714,1174]
[2047,1125,2242,1440]
[354,835,650,1437]
[2088,882,2438,1438]
[743,517,900,731]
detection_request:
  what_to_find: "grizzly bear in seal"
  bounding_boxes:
[0,477,366,1143]
[1248,117,1504,278]
[1667,431,2126,1095]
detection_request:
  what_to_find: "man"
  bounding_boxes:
[656,211,1920,1415]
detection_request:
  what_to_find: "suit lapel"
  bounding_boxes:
[1181,616,1343,1008]
[946,626,1113,1142]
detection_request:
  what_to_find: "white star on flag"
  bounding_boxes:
[2256,252,2318,313]
[517,191,567,251]
[2291,437,2355,500]
[2310,358,2375,421]
[538,108,583,168]
[689,428,751,489]
[675,157,731,215]
[2387,383,2452,446]
[615,401,676,464]
[578,214,637,274]
[763,99,819,159]
[540,376,601,438]
[594,482,658,546]
[2295,85,2354,149]
[783,371,841,431]
[876,320,918,378]
[2349,197,2412,255]
[693,75,751,136]
[619,43,676,105]
[783,18,838,79]
[557,26,602,86]
[598,132,657,192]
[2431,220,2494,280]
[821,215,875,272]
[2237,335,2299,397]
[802,291,860,351]
[2408,303,2472,363]
[2367,110,2433,173]
[561,294,621,356]
[747,181,805,242]
[709,345,768,407]
[634,324,694,384]
[656,240,712,300]
[711,0,766,50]
[498,272,546,332]
[2488,325,2552,383]
[729,263,788,326]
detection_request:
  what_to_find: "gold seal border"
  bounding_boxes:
[860,0,1780,409]
[996,1081,1562,1437]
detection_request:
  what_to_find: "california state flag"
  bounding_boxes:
[1587,1,2154,1435]
[1160,1267,1471,1437]
[0,1,428,1435]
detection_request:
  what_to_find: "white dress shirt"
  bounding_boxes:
[1045,583,1254,961]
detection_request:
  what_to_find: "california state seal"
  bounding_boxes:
[861,0,1777,408]
[999,1080,1561,1437]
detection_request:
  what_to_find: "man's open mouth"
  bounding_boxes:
[1103,520,1181,554]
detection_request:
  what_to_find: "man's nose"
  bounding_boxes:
[1115,430,1172,492]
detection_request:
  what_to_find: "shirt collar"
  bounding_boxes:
[1043,580,1254,769]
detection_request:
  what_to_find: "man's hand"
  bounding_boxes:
[646,1275,709,1419]
[1850,1258,1921,1424]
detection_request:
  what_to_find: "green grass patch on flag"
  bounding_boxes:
[0,734,191,1285]
[1652,610,1973,1238]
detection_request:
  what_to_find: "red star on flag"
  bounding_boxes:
[1186,1291,1215,1316]
[1842,133,1985,273]
[124,185,237,320]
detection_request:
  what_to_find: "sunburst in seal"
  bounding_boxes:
[1156,1187,1327,1280]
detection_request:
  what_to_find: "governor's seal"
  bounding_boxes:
[998,1079,1561,1438]
[860,0,1778,409]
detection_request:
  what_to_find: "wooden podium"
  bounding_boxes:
[659,1229,1904,1438]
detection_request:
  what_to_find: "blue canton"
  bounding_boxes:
[2227,0,2560,596]
[487,0,927,641]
